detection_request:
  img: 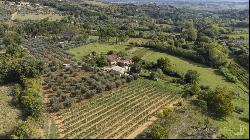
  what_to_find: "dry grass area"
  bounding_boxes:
[0,86,22,138]
[11,12,64,21]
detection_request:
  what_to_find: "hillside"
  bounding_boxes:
[0,0,249,139]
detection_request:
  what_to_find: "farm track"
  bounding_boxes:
[55,79,179,139]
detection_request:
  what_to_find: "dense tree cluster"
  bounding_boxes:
[82,52,109,67]
[0,32,45,139]
[198,87,234,118]
[11,118,43,139]
[0,32,44,84]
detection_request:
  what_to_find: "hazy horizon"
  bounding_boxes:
[98,0,249,3]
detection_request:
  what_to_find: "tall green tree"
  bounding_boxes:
[3,31,23,55]
[184,70,200,84]
[151,124,169,139]
[182,27,197,41]
[203,23,220,38]
[199,87,234,118]
[157,57,172,70]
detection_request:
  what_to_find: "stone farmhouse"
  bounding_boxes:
[104,54,133,75]
[106,54,132,66]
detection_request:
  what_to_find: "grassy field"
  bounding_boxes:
[68,42,152,59]
[223,34,249,39]
[11,13,64,21]
[68,43,130,59]
[225,27,249,34]
[0,86,22,138]
[128,38,150,44]
[82,0,111,7]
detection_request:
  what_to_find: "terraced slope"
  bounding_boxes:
[55,79,179,139]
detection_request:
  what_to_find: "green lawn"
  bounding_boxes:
[68,42,152,60]
[11,13,64,21]
[83,0,111,7]
[223,34,249,39]
[68,43,130,59]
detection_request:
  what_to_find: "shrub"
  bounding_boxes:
[63,75,68,80]
[191,99,207,111]
[52,86,58,92]
[96,82,105,93]
[106,82,113,91]
[199,87,233,118]
[151,124,169,139]
[132,73,139,80]
[130,63,142,73]
[21,78,44,120]
[184,70,200,84]
[81,86,87,93]
[200,84,210,90]
[12,84,22,105]
[64,96,73,107]
[175,101,183,106]
[183,82,200,97]
[160,108,173,117]
[11,118,42,139]
[49,96,58,105]
[115,80,122,87]
[126,75,134,82]
[149,72,157,81]
[219,67,237,83]
[85,90,94,99]
[132,56,142,63]
[234,106,244,114]
[51,101,64,112]
[157,57,172,70]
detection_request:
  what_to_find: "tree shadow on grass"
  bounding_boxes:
[190,99,227,121]
[148,48,209,66]
[214,69,228,81]
[239,117,249,123]
[0,133,9,139]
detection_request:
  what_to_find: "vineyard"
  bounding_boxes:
[55,79,179,139]
[228,61,249,88]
